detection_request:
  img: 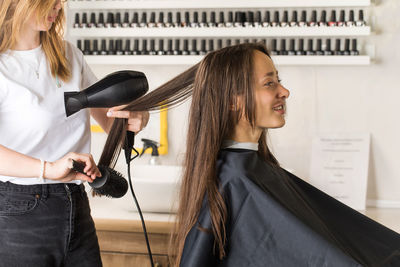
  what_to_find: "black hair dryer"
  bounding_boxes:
[64,70,149,117]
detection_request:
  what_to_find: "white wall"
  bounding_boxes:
[90,0,400,205]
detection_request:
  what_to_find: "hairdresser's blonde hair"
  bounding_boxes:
[0,0,71,82]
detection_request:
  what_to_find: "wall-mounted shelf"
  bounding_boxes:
[84,55,370,66]
[69,26,371,38]
[68,0,371,10]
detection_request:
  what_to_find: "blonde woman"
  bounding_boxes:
[0,0,148,265]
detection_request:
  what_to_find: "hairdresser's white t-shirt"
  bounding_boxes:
[0,41,98,185]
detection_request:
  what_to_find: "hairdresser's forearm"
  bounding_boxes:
[89,108,114,134]
[0,145,41,178]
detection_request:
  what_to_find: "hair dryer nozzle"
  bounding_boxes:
[64,70,149,117]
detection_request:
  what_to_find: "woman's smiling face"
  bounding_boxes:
[252,50,290,129]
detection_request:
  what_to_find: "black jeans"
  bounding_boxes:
[0,181,102,267]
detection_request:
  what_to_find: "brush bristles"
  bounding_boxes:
[92,167,128,198]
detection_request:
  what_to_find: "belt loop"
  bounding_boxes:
[41,184,48,199]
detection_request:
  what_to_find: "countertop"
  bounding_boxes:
[88,192,400,234]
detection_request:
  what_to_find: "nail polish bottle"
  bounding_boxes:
[77,40,82,51]
[225,11,234,27]
[199,12,207,27]
[183,11,190,28]
[309,10,317,27]
[262,11,271,27]
[234,39,240,45]
[106,12,114,28]
[157,12,164,28]
[271,11,279,27]
[83,40,91,55]
[114,12,121,28]
[243,39,250,43]
[316,39,324,55]
[254,11,262,27]
[324,39,333,55]
[208,12,216,27]
[130,12,139,28]
[279,39,288,55]
[208,39,214,52]
[132,39,140,55]
[88,12,96,28]
[97,12,104,28]
[270,39,278,55]
[100,39,107,55]
[139,12,147,28]
[234,11,243,27]
[343,38,350,55]
[356,10,365,26]
[165,12,173,28]
[124,39,132,55]
[182,40,189,55]
[174,12,182,28]
[252,39,258,43]
[244,11,254,27]
[306,39,315,55]
[157,39,165,55]
[328,10,337,27]
[115,39,123,55]
[149,39,157,55]
[346,10,355,27]
[351,39,359,55]
[141,39,149,55]
[296,39,306,55]
[173,39,181,55]
[318,10,327,27]
[280,11,288,27]
[261,39,267,47]
[190,39,198,55]
[226,39,232,47]
[337,10,345,27]
[199,39,207,55]
[148,12,156,28]
[191,12,199,28]
[108,40,115,55]
[299,10,307,27]
[80,12,88,28]
[334,39,343,55]
[122,12,129,28]
[217,39,223,49]
[218,12,225,28]
[166,39,173,55]
[92,39,99,55]
[288,39,296,55]
[73,13,80,28]
[290,11,298,27]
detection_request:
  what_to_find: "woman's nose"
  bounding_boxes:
[279,84,290,99]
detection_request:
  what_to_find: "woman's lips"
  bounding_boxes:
[48,16,56,22]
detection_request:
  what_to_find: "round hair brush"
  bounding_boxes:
[71,160,128,198]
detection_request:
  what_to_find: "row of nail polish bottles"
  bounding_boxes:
[76,38,360,56]
[269,38,359,56]
[72,9,366,29]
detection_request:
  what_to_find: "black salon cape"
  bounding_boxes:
[180,149,400,267]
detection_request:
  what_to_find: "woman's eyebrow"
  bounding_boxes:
[264,71,278,77]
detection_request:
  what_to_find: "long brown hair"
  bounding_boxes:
[0,0,71,82]
[99,43,279,266]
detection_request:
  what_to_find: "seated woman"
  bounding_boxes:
[99,43,400,267]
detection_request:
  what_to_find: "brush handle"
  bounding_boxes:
[71,160,108,188]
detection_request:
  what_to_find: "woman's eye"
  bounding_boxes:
[265,82,274,87]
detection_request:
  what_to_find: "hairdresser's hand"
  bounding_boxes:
[107,105,150,133]
[44,152,101,182]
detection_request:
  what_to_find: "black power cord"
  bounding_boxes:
[124,131,155,267]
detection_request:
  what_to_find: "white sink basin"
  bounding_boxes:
[128,164,182,213]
